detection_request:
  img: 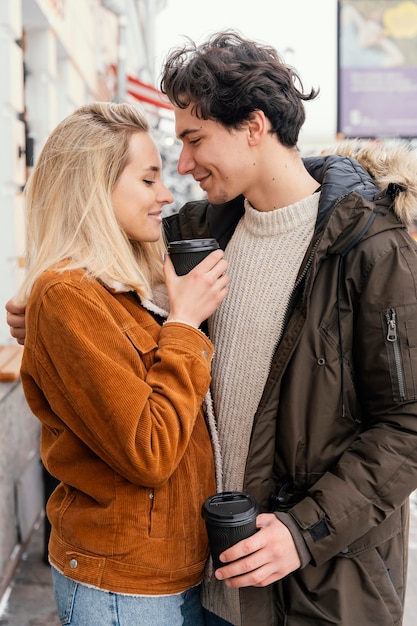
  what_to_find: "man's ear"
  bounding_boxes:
[247,110,268,146]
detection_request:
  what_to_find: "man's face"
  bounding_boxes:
[174,105,253,205]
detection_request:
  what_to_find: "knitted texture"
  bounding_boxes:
[203,192,320,625]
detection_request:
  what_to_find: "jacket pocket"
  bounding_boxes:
[338,506,407,624]
[383,307,417,401]
[148,484,169,539]
[342,542,404,624]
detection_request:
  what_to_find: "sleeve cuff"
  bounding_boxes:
[274,511,312,569]
[163,318,199,329]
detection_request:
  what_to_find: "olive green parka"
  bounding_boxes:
[164,141,417,625]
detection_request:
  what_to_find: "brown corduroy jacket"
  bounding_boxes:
[20,268,216,595]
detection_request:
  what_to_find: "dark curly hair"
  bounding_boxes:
[160,30,319,147]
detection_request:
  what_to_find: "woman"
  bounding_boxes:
[16,102,228,625]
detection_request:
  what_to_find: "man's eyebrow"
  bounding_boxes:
[177,128,201,140]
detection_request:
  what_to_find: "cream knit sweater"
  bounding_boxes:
[202,192,320,625]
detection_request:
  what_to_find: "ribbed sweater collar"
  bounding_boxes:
[243,194,320,237]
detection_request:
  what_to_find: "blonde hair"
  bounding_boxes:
[17,101,166,304]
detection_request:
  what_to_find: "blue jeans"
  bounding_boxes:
[51,567,204,625]
[203,608,234,626]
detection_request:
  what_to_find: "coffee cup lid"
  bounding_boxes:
[202,491,259,526]
[168,238,219,253]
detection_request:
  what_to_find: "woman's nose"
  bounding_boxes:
[160,183,174,206]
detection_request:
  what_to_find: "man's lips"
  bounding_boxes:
[195,173,210,189]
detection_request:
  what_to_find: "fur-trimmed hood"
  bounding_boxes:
[318,140,417,226]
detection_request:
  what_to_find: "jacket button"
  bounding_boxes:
[318,357,326,365]
[202,350,208,359]
[69,559,78,569]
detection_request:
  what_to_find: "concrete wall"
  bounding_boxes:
[0,381,42,597]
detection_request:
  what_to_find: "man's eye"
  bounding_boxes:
[189,138,201,145]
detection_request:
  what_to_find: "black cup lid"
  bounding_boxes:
[168,238,219,253]
[202,491,259,524]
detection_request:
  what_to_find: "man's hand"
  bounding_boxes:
[214,513,301,588]
[5,298,26,345]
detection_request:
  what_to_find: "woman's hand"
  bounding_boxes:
[164,249,229,328]
[5,298,26,345]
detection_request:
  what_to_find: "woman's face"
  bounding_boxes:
[112,132,173,242]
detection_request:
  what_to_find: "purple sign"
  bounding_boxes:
[338,0,417,138]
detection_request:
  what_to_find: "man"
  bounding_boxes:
[7,31,417,626]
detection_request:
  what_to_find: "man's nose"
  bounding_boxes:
[177,146,194,176]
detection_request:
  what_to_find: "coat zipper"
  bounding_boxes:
[280,191,352,336]
[265,191,350,366]
[262,192,366,405]
[251,237,321,444]
[279,236,321,342]
[385,308,406,401]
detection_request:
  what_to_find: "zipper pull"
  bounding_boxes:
[386,309,397,342]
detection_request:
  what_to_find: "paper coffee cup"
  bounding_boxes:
[167,238,220,275]
[201,491,259,570]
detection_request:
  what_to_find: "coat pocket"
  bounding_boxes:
[382,306,417,402]
[338,505,408,624]
[343,541,404,624]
